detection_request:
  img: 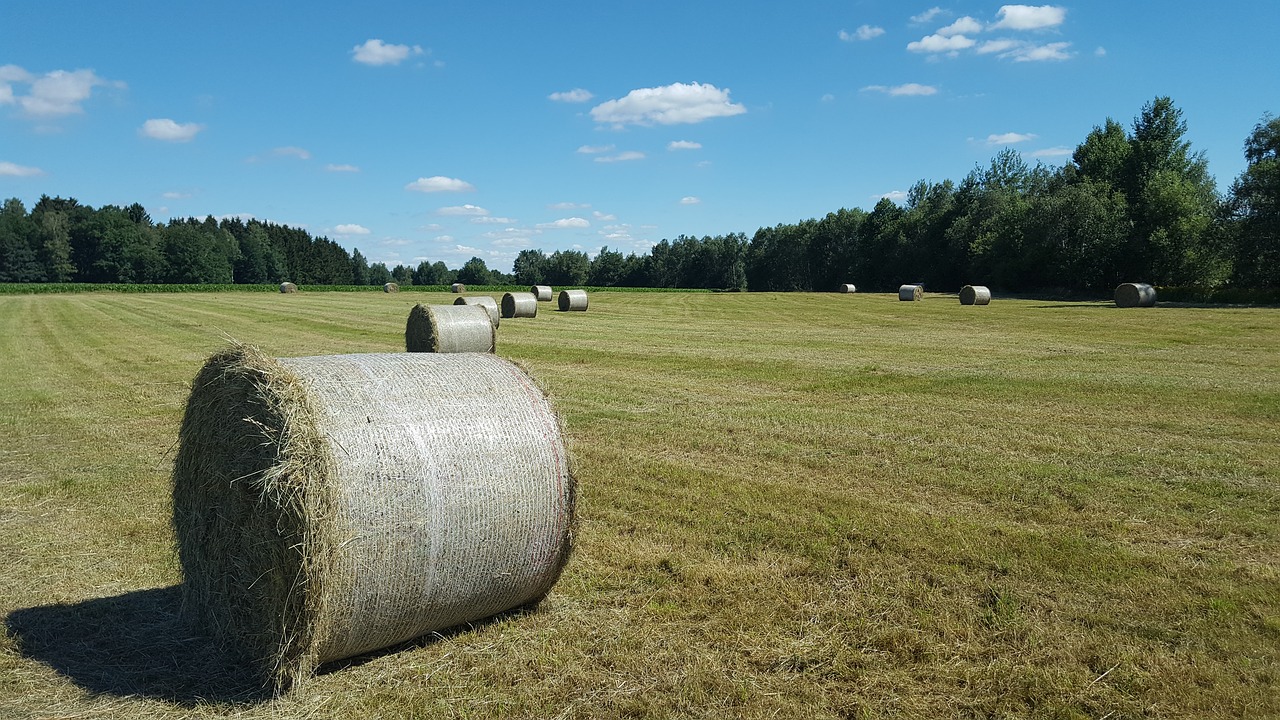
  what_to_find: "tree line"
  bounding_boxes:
[2,97,1276,292]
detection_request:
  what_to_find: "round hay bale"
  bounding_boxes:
[898,284,923,301]
[1115,282,1157,308]
[959,285,991,305]
[557,289,588,312]
[450,282,465,294]
[837,283,857,294]
[405,303,495,353]
[453,295,501,327]
[501,292,538,319]
[172,345,575,692]
[530,285,554,302]
[279,282,298,294]
[383,282,399,294]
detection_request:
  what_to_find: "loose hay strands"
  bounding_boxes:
[172,345,576,693]
[453,295,501,327]
[450,282,466,294]
[959,285,991,305]
[899,284,923,301]
[557,289,589,312]
[279,282,298,294]
[383,282,399,293]
[531,285,553,302]
[405,303,495,353]
[502,292,539,319]
[837,283,856,294]
[1115,282,1157,308]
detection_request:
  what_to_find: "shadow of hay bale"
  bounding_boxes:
[4,586,270,705]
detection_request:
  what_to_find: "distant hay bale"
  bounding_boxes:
[501,292,539,319]
[531,285,553,302]
[557,289,588,312]
[405,303,495,353]
[898,284,923,301]
[172,345,575,693]
[450,282,466,294]
[959,285,991,305]
[453,295,501,327]
[383,282,399,293]
[837,283,857,293]
[1115,282,1157,308]
[279,282,298,294]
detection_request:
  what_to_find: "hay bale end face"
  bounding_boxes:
[557,289,588,312]
[959,285,991,305]
[531,285,553,302]
[405,303,495,353]
[898,284,923,301]
[383,282,399,293]
[450,282,466,294]
[501,292,539,319]
[1115,282,1157,307]
[172,346,575,692]
[837,283,856,294]
[453,295,501,327]
[279,282,298,294]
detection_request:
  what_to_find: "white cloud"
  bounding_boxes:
[679,196,701,205]
[161,191,191,199]
[876,190,908,203]
[1030,146,1072,158]
[590,82,746,126]
[334,223,371,235]
[549,201,591,210]
[326,163,360,172]
[13,68,120,117]
[908,33,976,53]
[352,39,425,66]
[991,5,1066,30]
[976,39,1023,55]
[1014,42,1073,61]
[140,118,203,142]
[549,88,593,103]
[471,216,515,224]
[273,146,311,160]
[1094,46,1107,57]
[861,83,938,97]
[593,211,616,221]
[0,161,43,177]
[987,132,1037,145]
[821,93,835,103]
[938,16,983,36]
[668,140,702,151]
[594,151,646,163]
[576,144,615,154]
[437,204,489,216]
[537,217,590,229]
[911,7,946,23]
[840,25,885,42]
[406,176,476,193]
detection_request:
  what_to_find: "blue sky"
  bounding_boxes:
[2,1,1277,272]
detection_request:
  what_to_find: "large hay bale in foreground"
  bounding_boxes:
[898,284,923,301]
[450,282,466,294]
[453,295,500,327]
[405,303,495,353]
[959,285,991,305]
[172,346,575,692]
[1115,282,1157,307]
[531,285,553,302]
[383,282,399,293]
[557,289,588,312]
[279,282,298,294]
[501,292,538,319]
[837,283,856,294]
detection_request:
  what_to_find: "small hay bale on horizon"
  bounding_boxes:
[1115,282,1157,307]
[959,285,991,305]
[502,292,539,319]
[837,283,856,294]
[450,282,466,294]
[453,295,501,327]
[279,282,298,294]
[383,282,399,293]
[557,289,588,312]
[898,284,923,301]
[531,285,554,302]
[172,345,575,692]
[405,303,495,353]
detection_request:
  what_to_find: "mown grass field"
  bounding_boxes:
[1,290,1277,719]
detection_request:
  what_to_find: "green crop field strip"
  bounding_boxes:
[1,290,1277,719]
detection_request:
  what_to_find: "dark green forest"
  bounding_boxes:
[2,98,1277,293]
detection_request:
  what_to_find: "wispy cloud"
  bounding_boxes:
[991,5,1067,30]
[911,7,946,24]
[273,146,311,160]
[325,163,360,173]
[437,204,489,216]
[987,132,1037,145]
[405,176,475,193]
[0,161,43,177]
[839,25,885,41]
[876,190,908,203]
[576,144,615,155]
[667,140,703,151]
[679,196,701,205]
[590,82,746,127]
[140,118,203,142]
[549,88,593,103]
[1030,146,1072,158]
[2,67,124,117]
[549,201,591,210]
[861,83,938,97]
[594,151,646,163]
[352,39,425,66]
[536,217,590,229]
[907,33,976,53]
[334,223,371,235]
